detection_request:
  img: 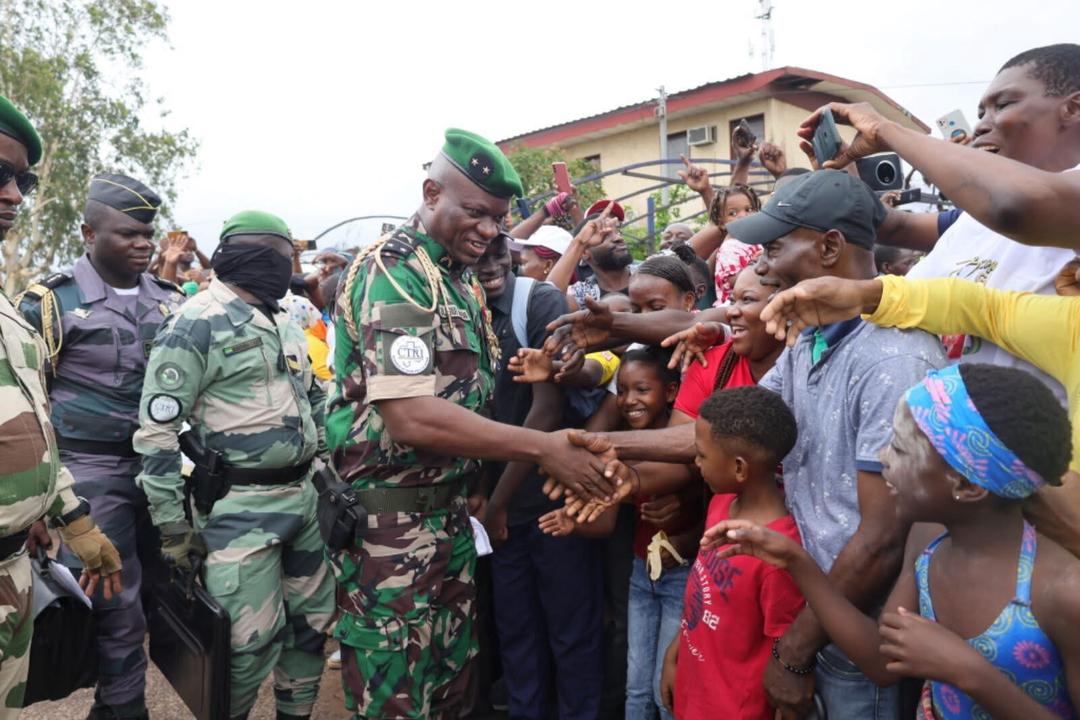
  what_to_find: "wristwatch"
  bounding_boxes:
[52,497,91,528]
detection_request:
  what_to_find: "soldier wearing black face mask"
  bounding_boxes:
[134,210,335,720]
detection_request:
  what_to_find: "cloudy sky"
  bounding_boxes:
[140,0,1080,251]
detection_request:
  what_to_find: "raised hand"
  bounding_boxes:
[798,102,891,169]
[162,232,189,264]
[677,154,712,195]
[509,348,555,384]
[760,277,884,347]
[700,518,802,569]
[1055,258,1080,296]
[759,142,787,179]
[545,296,616,358]
[661,321,726,370]
[574,198,619,248]
[732,124,759,164]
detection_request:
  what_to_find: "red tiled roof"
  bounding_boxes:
[498,66,929,149]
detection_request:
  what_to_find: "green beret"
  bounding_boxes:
[441,128,524,199]
[0,95,43,166]
[220,210,292,242]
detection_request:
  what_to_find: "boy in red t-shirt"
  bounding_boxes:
[660,386,804,720]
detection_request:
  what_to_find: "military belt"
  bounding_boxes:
[57,437,137,458]
[0,530,29,561]
[224,460,312,487]
[354,483,464,514]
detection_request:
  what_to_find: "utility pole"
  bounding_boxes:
[657,85,669,205]
[756,0,775,71]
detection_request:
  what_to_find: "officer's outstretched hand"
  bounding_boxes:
[159,521,208,573]
[59,515,123,601]
[538,429,626,503]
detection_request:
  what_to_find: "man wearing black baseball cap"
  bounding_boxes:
[726,169,946,720]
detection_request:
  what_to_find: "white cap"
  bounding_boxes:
[508,225,573,256]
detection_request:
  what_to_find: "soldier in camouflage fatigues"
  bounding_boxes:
[134,211,334,720]
[325,129,619,720]
[0,94,123,719]
[17,174,182,720]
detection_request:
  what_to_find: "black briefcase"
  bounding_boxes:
[147,559,231,720]
[24,548,98,705]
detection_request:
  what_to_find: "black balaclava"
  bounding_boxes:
[211,243,293,309]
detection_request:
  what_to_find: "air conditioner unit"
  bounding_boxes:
[687,125,716,146]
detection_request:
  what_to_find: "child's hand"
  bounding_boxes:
[660,639,678,713]
[538,508,575,537]
[878,607,986,686]
[700,519,801,568]
[641,493,682,527]
[509,348,555,384]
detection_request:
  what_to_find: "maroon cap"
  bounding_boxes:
[585,199,625,222]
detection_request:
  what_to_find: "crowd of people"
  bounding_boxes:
[0,40,1079,720]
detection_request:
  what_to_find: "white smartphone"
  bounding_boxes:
[936,110,972,140]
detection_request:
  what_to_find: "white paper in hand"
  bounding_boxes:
[469,516,493,557]
[31,557,92,618]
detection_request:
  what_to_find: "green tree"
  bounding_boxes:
[0,0,198,293]
[622,183,703,258]
[504,144,604,220]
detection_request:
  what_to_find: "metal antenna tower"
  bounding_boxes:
[755,0,775,71]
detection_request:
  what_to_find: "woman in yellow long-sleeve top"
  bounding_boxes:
[759,273,1080,555]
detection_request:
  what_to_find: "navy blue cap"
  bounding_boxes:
[726,169,886,250]
[88,173,161,225]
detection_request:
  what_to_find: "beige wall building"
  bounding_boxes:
[498,66,929,220]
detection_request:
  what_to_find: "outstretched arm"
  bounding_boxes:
[800,100,1080,250]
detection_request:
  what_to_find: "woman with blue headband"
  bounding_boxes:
[700,363,1080,719]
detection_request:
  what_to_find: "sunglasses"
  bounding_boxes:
[0,161,39,195]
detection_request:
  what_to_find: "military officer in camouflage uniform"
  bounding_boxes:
[18,172,182,720]
[133,210,334,720]
[326,128,626,720]
[0,95,123,717]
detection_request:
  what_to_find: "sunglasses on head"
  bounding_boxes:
[0,161,38,195]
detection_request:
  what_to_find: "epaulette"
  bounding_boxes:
[19,272,71,302]
[150,275,184,295]
[372,231,419,262]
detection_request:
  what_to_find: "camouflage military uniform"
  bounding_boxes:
[133,277,334,718]
[325,216,496,719]
[0,289,83,715]
[17,254,183,712]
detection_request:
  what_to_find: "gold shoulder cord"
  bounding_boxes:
[341,234,442,343]
[13,286,63,373]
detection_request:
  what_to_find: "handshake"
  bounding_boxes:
[535,429,632,504]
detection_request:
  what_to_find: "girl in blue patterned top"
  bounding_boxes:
[700,363,1080,719]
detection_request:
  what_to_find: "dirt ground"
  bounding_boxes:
[21,641,351,720]
[21,640,510,719]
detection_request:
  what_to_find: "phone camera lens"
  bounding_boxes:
[876,161,897,186]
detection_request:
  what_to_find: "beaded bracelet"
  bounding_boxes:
[771,638,815,675]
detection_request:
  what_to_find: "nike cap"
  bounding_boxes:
[726,169,886,250]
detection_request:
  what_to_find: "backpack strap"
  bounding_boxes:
[510,276,536,349]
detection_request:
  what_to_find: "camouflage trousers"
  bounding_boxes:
[196,476,334,718]
[58,451,163,711]
[329,499,477,720]
[0,551,32,718]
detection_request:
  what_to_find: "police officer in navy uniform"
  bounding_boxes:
[18,173,183,720]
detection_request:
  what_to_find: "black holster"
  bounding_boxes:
[179,431,229,515]
[312,466,367,552]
